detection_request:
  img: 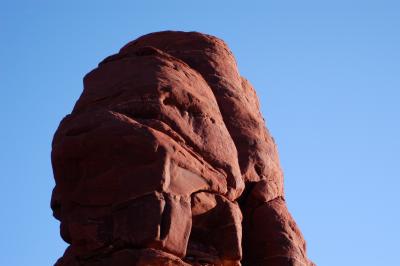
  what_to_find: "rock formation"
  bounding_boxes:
[51,31,314,266]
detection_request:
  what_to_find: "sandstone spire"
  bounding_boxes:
[51,31,314,266]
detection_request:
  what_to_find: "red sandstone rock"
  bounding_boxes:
[51,31,314,266]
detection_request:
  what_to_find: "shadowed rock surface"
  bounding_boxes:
[51,31,314,266]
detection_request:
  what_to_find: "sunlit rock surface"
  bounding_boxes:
[51,31,314,266]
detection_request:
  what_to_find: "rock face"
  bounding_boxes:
[51,31,314,266]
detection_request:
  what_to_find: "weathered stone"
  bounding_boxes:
[188,192,242,264]
[51,31,313,266]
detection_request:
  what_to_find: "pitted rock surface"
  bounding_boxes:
[51,31,314,266]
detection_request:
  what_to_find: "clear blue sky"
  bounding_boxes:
[1,1,399,265]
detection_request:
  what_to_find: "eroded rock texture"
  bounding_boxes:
[51,31,314,266]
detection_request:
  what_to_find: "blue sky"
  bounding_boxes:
[1,1,399,265]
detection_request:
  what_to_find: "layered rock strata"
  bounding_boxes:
[51,31,314,266]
